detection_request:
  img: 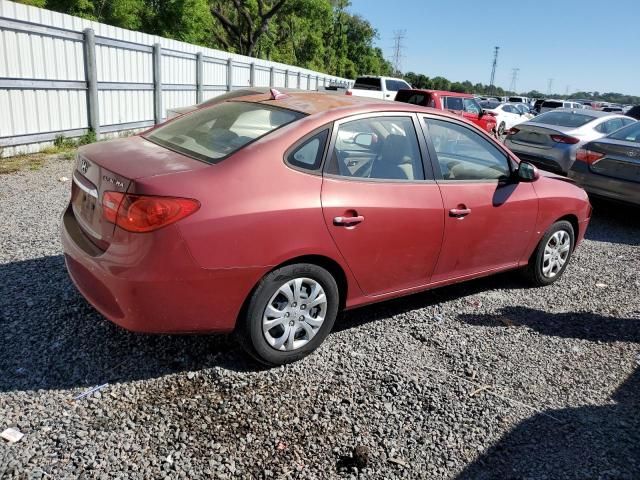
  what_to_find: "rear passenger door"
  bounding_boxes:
[420,116,538,282]
[321,113,445,296]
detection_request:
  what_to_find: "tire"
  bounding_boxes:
[498,122,506,136]
[237,263,340,366]
[523,220,575,286]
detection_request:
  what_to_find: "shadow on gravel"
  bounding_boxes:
[585,199,640,246]
[457,307,640,479]
[457,367,640,480]
[0,255,257,394]
[458,306,640,343]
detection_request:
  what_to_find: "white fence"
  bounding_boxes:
[0,0,352,156]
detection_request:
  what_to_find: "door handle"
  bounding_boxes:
[449,208,471,218]
[333,215,365,226]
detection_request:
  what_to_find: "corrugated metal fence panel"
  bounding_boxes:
[0,0,352,155]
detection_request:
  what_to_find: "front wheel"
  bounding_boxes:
[524,220,575,286]
[238,263,340,366]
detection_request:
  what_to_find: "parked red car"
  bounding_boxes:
[395,89,497,134]
[61,90,591,365]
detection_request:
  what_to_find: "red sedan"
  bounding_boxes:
[61,90,591,365]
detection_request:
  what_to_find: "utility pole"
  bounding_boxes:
[565,85,570,97]
[509,68,520,93]
[489,46,499,94]
[547,78,554,96]
[391,30,406,76]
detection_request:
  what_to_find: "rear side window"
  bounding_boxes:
[287,130,329,170]
[353,77,382,90]
[146,102,304,163]
[443,97,464,111]
[532,111,594,128]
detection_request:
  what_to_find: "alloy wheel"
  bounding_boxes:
[542,230,571,278]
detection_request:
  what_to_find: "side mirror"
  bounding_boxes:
[517,161,540,182]
[354,132,374,147]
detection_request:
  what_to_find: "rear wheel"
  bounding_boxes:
[498,122,506,136]
[524,220,575,286]
[238,263,339,366]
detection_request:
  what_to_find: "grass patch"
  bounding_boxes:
[0,154,47,174]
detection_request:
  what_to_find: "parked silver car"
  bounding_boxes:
[504,109,636,174]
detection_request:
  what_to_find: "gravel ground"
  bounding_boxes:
[1,156,639,479]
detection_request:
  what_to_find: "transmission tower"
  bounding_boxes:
[489,47,499,95]
[391,30,406,75]
[547,78,554,96]
[509,68,520,93]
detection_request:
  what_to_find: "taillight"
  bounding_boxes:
[506,127,520,135]
[102,192,200,233]
[345,90,353,96]
[575,148,605,165]
[550,134,580,144]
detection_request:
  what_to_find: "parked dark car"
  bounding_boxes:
[568,121,640,206]
[625,105,640,120]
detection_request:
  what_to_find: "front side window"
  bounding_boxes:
[327,116,425,181]
[425,118,510,181]
[463,98,481,115]
[146,102,303,163]
[443,97,464,111]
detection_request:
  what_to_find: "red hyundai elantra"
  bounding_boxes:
[61,90,591,365]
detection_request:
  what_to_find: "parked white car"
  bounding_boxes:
[540,100,583,113]
[346,76,411,100]
[479,101,529,135]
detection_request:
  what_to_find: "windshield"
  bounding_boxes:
[609,122,640,142]
[531,111,594,128]
[146,102,304,163]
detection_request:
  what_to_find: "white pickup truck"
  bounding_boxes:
[346,76,412,100]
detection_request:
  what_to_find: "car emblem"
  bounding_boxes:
[626,150,639,158]
[80,158,90,174]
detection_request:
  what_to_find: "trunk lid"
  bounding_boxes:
[509,123,576,149]
[71,136,208,249]
[588,139,640,183]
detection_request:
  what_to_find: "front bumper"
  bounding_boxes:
[60,205,264,333]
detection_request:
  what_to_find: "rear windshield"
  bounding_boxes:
[609,122,640,142]
[532,111,594,128]
[146,102,304,163]
[541,101,563,109]
[480,101,501,109]
[395,90,429,105]
[509,97,523,103]
[353,77,382,90]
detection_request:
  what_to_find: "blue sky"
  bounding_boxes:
[348,0,640,96]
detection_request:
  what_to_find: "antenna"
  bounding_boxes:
[547,78,554,96]
[489,46,499,95]
[391,30,406,75]
[509,68,520,93]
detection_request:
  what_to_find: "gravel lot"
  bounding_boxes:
[1,156,639,479]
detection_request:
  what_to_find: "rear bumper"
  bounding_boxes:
[61,205,264,333]
[569,163,640,206]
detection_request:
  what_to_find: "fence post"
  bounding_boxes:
[153,43,162,124]
[82,28,100,139]
[227,58,233,91]
[285,69,289,88]
[315,75,319,91]
[196,52,203,104]
[297,71,301,89]
[269,66,275,87]
[249,62,255,87]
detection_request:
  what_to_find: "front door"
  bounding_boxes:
[421,116,538,283]
[321,114,445,296]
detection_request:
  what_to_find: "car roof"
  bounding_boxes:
[545,108,621,118]
[223,90,469,120]
[399,89,473,98]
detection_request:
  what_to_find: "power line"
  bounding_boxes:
[391,30,406,75]
[509,68,520,93]
[489,46,499,95]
